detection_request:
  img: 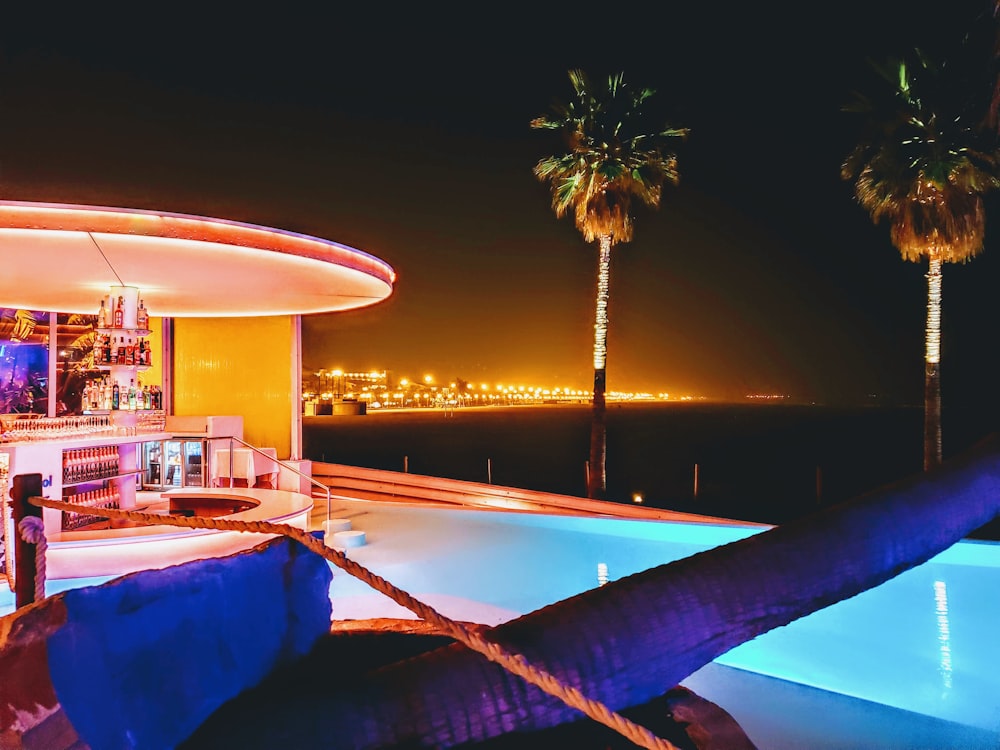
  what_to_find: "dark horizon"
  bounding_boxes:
[2,1,999,409]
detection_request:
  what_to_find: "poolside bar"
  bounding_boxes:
[0,199,395,582]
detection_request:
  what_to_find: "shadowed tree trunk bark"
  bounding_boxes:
[924,360,942,471]
[183,436,1000,750]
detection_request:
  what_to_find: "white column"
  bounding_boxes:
[290,314,302,461]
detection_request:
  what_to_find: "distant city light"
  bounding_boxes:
[303,367,708,411]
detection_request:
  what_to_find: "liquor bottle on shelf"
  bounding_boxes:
[116,338,126,365]
[97,298,108,328]
[137,299,149,330]
[128,379,138,410]
[125,338,135,366]
[112,382,120,410]
[113,295,124,327]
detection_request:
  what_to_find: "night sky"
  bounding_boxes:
[2,1,999,407]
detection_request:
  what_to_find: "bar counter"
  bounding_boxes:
[44,487,313,579]
[2,427,313,580]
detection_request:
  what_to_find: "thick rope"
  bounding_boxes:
[32,496,681,750]
[18,515,46,602]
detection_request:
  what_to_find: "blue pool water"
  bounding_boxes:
[323,503,1000,736]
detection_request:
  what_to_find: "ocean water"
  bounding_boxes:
[303,401,997,528]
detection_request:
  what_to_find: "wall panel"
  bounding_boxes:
[173,317,293,457]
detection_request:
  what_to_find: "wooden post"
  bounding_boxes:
[487,458,492,484]
[404,455,409,473]
[693,463,699,499]
[11,473,43,609]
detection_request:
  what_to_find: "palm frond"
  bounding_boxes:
[531,70,687,246]
[842,46,1000,264]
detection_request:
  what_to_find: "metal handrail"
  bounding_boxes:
[203,435,332,522]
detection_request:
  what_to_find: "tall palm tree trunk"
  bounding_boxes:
[588,235,612,499]
[924,256,943,471]
[184,437,1000,750]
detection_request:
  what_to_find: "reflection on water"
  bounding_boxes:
[596,561,608,586]
[934,579,953,691]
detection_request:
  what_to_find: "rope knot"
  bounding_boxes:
[18,515,45,544]
[17,515,47,602]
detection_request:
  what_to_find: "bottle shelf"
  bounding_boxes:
[96,327,151,337]
[61,503,121,531]
[95,364,151,371]
[82,409,164,415]
[62,469,143,488]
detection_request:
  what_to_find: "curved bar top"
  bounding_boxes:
[45,487,314,580]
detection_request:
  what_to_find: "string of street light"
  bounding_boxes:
[304,369,703,410]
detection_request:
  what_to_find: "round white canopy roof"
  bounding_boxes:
[0,201,395,317]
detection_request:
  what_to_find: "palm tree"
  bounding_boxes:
[531,70,688,499]
[842,49,1000,471]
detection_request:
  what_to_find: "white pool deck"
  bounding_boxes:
[4,495,1000,749]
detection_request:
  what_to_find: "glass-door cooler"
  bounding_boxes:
[140,439,205,489]
[140,440,164,489]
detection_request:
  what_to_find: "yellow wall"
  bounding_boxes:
[172,317,293,457]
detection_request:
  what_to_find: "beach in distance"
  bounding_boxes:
[303,401,998,530]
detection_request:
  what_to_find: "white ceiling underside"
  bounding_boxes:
[0,216,394,318]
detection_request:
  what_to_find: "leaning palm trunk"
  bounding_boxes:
[184,437,1000,750]
[924,256,943,471]
[588,235,612,499]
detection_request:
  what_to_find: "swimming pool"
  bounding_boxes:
[5,499,999,746]
[323,502,1000,736]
